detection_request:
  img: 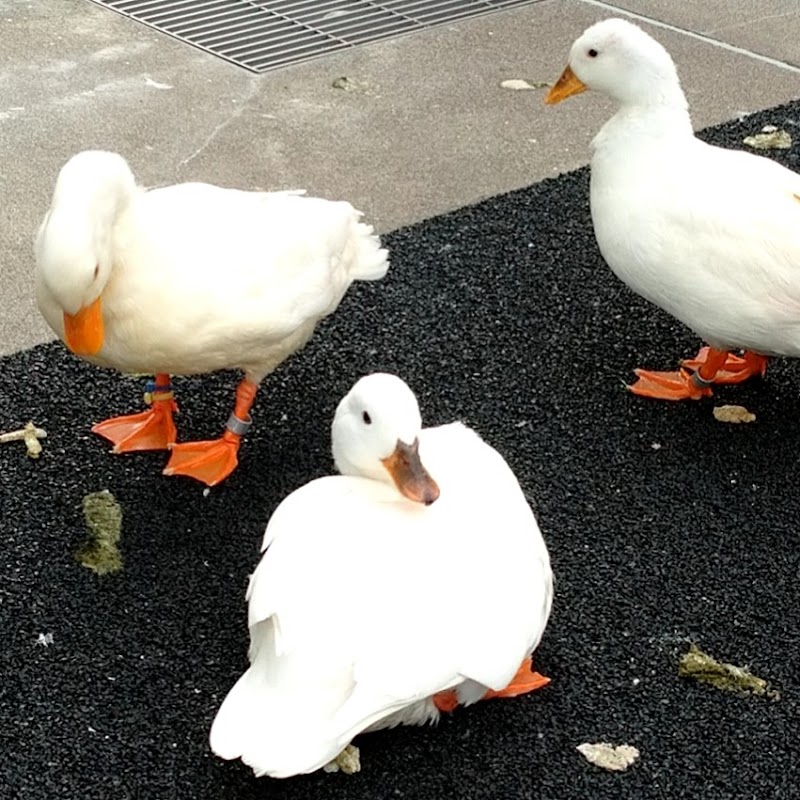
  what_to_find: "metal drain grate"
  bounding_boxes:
[89,0,539,73]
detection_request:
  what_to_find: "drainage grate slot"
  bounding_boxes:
[88,0,540,73]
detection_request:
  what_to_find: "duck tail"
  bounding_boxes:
[349,213,390,282]
[208,666,262,766]
[208,665,342,779]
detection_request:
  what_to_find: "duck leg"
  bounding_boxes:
[680,347,768,384]
[163,378,257,487]
[628,347,732,401]
[432,657,550,713]
[92,374,178,452]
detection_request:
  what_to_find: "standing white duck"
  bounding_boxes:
[35,151,388,484]
[545,18,800,400]
[209,373,553,778]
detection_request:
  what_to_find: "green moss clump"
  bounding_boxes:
[678,643,779,700]
[75,490,123,575]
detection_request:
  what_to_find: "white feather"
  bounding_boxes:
[35,150,388,381]
[562,18,800,355]
[209,375,553,778]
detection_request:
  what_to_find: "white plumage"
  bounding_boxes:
[547,19,800,399]
[35,151,388,483]
[210,373,553,778]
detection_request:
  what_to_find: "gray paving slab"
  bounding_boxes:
[601,0,800,66]
[0,0,257,355]
[1,0,799,356]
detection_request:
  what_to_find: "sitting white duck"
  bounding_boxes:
[35,151,388,484]
[209,373,553,778]
[546,18,800,400]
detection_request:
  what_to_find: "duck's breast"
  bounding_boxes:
[590,135,800,353]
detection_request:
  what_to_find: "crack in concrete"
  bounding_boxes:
[177,77,263,169]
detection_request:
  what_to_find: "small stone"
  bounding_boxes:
[577,742,640,772]
[332,76,369,92]
[323,744,361,774]
[500,79,550,91]
[713,405,756,424]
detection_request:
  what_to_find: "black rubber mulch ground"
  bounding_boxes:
[2,101,800,800]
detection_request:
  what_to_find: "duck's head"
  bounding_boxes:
[545,18,685,109]
[332,373,441,506]
[37,151,137,356]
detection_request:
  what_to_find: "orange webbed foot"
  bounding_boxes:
[163,433,240,487]
[432,689,459,713]
[432,657,550,713]
[93,408,177,453]
[628,368,711,401]
[92,380,178,452]
[483,657,550,700]
[680,347,768,385]
[163,378,258,487]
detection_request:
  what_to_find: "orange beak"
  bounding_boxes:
[382,439,440,506]
[63,295,104,356]
[545,64,587,105]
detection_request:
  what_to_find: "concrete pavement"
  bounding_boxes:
[1,0,798,355]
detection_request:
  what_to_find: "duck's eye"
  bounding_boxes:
[93,264,100,279]
[588,48,598,58]
[362,411,372,425]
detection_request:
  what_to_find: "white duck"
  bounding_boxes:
[35,151,388,484]
[209,373,553,778]
[546,18,800,400]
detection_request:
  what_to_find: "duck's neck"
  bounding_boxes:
[592,96,693,154]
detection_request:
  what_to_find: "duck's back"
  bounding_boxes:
[99,184,387,373]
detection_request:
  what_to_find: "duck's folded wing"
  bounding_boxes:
[137,186,388,339]
[248,449,552,748]
[663,146,800,295]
